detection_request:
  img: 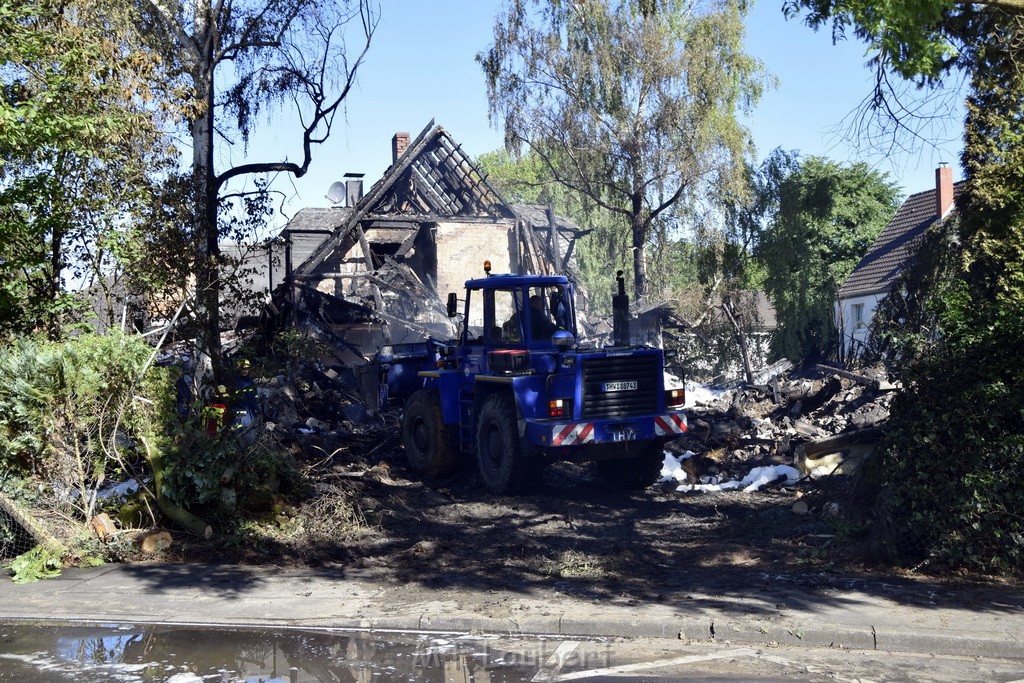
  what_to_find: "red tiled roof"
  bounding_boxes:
[839,184,961,299]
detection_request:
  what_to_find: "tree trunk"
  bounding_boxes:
[191,6,221,382]
[630,197,648,300]
[722,298,754,385]
[47,221,63,340]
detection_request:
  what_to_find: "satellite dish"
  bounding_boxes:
[326,181,345,204]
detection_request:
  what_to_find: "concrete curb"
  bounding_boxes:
[0,564,1021,661]
[2,609,1020,661]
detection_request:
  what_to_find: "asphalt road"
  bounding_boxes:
[1,622,1023,682]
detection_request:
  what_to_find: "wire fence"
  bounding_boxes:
[0,508,37,560]
[0,490,61,561]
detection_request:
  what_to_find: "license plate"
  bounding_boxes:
[602,380,637,392]
[612,428,637,442]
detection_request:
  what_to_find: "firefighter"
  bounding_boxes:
[231,358,259,430]
[204,385,230,434]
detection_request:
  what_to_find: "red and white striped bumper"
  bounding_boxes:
[654,413,688,436]
[551,422,595,446]
[546,413,687,446]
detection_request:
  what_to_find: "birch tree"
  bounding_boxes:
[480,0,766,299]
[140,0,377,377]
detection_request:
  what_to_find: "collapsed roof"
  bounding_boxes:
[271,121,590,353]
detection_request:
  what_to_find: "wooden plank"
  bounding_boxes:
[547,205,561,272]
[815,363,898,390]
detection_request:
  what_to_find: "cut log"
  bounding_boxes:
[89,513,117,542]
[140,530,173,554]
[140,436,213,539]
[796,428,883,475]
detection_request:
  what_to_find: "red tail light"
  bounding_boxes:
[548,398,572,418]
[665,388,686,409]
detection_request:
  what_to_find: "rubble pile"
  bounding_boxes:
[667,363,898,495]
[256,359,399,458]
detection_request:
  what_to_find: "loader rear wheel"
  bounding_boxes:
[475,394,531,494]
[402,390,458,479]
[595,441,664,491]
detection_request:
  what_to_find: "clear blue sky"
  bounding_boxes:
[244,0,964,223]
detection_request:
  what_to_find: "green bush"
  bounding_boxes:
[877,284,1024,573]
[159,424,297,515]
[0,332,174,520]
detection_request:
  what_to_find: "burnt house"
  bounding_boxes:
[260,121,587,352]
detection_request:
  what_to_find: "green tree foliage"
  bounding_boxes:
[0,0,175,339]
[478,148,631,313]
[872,13,1024,574]
[782,0,1024,83]
[480,0,767,299]
[757,155,900,361]
[786,0,1024,573]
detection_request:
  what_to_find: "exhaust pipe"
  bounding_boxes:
[612,270,630,347]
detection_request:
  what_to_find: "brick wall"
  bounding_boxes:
[434,221,516,297]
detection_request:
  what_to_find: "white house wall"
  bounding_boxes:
[836,293,885,357]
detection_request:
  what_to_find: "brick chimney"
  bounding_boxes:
[392,132,410,164]
[936,164,954,219]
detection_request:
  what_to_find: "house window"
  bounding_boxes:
[852,303,865,329]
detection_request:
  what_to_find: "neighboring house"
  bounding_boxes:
[234,121,586,351]
[836,166,959,357]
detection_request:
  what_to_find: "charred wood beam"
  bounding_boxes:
[816,364,898,392]
[547,205,561,272]
[394,229,419,259]
[410,164,458,215]
[372,308,450,339]
[382,255,434,296]
[295,120,436,278]
[523,225,550,274]
[516,220,538,273]
[435,135,504,214]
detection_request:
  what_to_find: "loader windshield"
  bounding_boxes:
[528,285,574,342]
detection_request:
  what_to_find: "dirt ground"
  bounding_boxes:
[167,418,877,600]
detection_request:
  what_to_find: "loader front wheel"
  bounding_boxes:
[475,394,530,494]
[402,390,458,479]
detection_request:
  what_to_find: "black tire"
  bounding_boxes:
[401,390,458,479]
[475,393,530,494]
[595,442,665,491]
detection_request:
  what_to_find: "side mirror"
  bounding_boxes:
[446,293,458,318]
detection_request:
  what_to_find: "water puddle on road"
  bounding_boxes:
[0,623,561,682]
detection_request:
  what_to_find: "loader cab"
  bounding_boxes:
[460,275,577,350]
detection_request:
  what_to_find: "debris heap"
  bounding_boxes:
[667,362,898,492]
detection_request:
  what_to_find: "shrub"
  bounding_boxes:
[875,284,1024,574]
[0,332,174,522]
